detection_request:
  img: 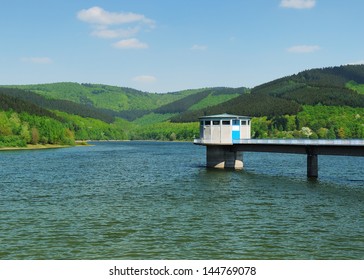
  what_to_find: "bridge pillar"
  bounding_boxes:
[206,146,243,169]
[307,153,318,178]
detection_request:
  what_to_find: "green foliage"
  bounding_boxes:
[54,112,132,140]
[296,106,364,139]
[7,83,206,112]
[0,111,75,147]
[0,135,27,148]
[20,113,75,145]
[292,65,364,86]
[251,106,364,139]
[277,86,364,107]
[0,89,61,120]
[173,65,364,123]
[2,65,364,145]
[131,122,199,141]
[0,87,115,123]
[0,92,76,147]
[251,117,270,138]
[346,81,364,95]
[154,87,247,115]
[4,84,244,122]
[188,92,240,111]
[133,113,178,125]
[154,91,210,113]
[172,93,301,122]
[0,111,27,147]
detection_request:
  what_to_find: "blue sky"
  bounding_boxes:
[1,0,363,92]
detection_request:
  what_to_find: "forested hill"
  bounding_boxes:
[1,64,364,146]
[6,64,364,124]
[0,84,247,146]
[173,64,364,122]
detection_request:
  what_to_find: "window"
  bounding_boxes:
[213,120,220,125]
[222,120,230,125]
[205,120,211,125]
[241,120,247,125]
[232,120,239,126]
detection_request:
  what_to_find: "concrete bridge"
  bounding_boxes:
[194,114,364,178]
[194,138,364,178]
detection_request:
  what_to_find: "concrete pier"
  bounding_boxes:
[307,153,318,178]
[207,146,243,169]
[306,146,318,178]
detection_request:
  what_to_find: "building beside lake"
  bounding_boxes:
[195,114,251,169]
[197,113,251,145]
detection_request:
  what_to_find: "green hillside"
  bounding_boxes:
[347,81,364,94]
[0,92,76,147]
[8,83,206,111]
[170,64,364,139]
[5,83,248,122]
[173,64,364,122]
[0,85,244,146]
[1,64,364,147]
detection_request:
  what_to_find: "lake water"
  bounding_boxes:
[0,141,363,259]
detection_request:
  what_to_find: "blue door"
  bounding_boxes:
[232,120,240,141]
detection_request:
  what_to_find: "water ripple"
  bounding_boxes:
[0,142,363,259]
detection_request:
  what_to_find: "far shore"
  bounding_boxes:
[0,140,196,151]
[0,141,91,152]
[0,144,72,151]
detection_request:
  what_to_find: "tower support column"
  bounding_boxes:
[206,146,243,169]
[307,153,318,178]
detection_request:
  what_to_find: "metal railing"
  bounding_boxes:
[234,139,364,146]
[194,138,364,146]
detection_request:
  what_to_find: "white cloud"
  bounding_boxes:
[191,44,208,51]
[113,38,148,49]
[280,0,316,9]
[77,6,154,26]
[21,57,53,64]
[132,75,157,83]
[77,6,154,49]
[287,45,321,53]
[91,26,140,39]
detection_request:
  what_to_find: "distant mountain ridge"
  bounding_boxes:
[173,64,364,122]
[5,64,363,123]
[2,83,247,122]
[1,64,364,146]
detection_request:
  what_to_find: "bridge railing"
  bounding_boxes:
[195,138,364,146]
[233,139,364,146]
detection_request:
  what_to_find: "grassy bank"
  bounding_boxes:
[0,144,72,151]
[0,143,92,151]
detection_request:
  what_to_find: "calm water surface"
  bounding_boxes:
[0,141,363,259]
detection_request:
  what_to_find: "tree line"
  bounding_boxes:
[0,110,75,148]
[0,88,116,123]
[1,65,364,147]
[172,65,364,123]
[251,106,364,139]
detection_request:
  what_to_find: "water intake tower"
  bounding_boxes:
[195,114,251,169]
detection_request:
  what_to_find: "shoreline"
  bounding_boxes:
[0,141,92,151]
[0,144,73,151]
[0,140,193,151]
